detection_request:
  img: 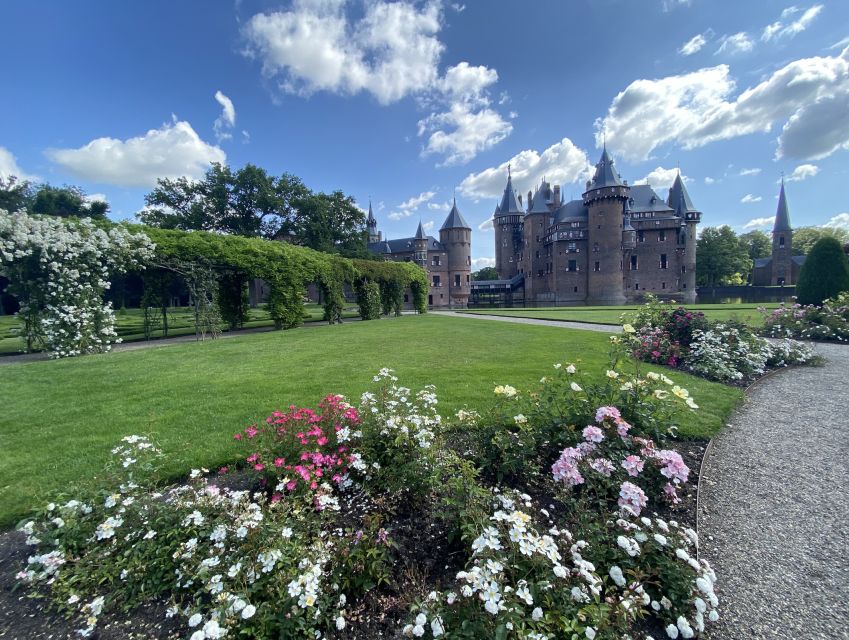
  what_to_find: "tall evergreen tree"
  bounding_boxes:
[795,237,849,305]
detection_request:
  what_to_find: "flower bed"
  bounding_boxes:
[759,293,849,343]
[622,296,816,384]
[14,362,721,639]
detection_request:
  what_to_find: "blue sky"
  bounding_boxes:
[2,0,849,269]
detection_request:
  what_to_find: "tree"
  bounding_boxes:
[792,226,849,255]
[471,266,499,281]
[738,230,771,283]
[696,226,752,287]
[292,191,367,256]
[795,237,849,305]
[32,184,108,219]
[0,176,34,212]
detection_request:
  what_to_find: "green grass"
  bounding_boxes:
[0,303,360,355]
[460,303,779,327]
[0,315,742,528]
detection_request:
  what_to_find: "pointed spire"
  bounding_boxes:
[668,173,696,215]
[773,179,791,232]
[415,220,427,239]
[367,199,376,226]
[441,197,470,230]
[588,146,624,190]
[498,167,524,214]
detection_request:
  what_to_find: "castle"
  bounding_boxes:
[493,147,701,305]
[367,200,472,308]
[751,180,804,286]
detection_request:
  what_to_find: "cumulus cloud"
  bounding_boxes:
[0,147,39,182]
[634,166,685,190]
[715,32,754,55]
[422,220,435,232]
[762,4,823,42]
[478,218,493,231]
[84,193,108,204]
[741,194,762,203]
[743,216,775,229]
[704,176,716,184]
[213,91,236,141]
[242,2,510,165]
[662,0,691,11]
[679,33,708,56]
[459,137,592,201]
[823,212,849,230]
[785,163,819,182]
[596,46,849,162]
[471,256,495,269]
[739,167,761,176]
[387,190,436,220]
[46,118,226,188]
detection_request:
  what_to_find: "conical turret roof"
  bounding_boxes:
[414,220,427,239]
[773,181,791,232]
[497,170,523,214]
[588,146,624,190]
[667,173,697,215]
[367,201,376,226]
[528,180,551,214]
[440,198,470,230]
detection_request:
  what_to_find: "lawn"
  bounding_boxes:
[0,314,742,528]
[460,302,779,327]
[0,303,360,355]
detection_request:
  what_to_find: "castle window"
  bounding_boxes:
[779,236,785,247]
[573,286,578,292]
[635,283,639,290]
[660,254,668,269]
[568,242,576,251]
[637,230,645,243]
[594,261,600,272]
[659,230,666,241]
[568,259,577,272]
[432,255,440,266]
[502,238,507,247]
[432,275,441,287]
[662,282,666,289]
[681,265,686,273]
[455,274,461,287]
[467,256,471,265]
[466,275,470,283]
[631,255,638,270]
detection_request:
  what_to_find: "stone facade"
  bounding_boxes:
[493,147,700,305]
[367,200,472,308]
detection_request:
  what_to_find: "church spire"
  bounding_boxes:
[773,179,792,232]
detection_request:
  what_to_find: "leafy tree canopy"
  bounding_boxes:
[471,266,499,281]
[696,226,752,287]
[796,237,849,305]
[0,177,108,219]
[141,163,367,256]
[792,226,849,256]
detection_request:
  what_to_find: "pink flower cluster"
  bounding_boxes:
[232,394,361,499]
[618,481,648,515]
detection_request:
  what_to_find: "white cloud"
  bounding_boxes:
[427,200,451,211]
[662,0,691,11]
[743,216,775,229]
[459,137,592,200]
[716,32,754,55]
[450,3,465,12]
[84,193,108,204]
[704,176,716,184]
[634,166,685,190]
[785,163,819,181]
[478,218,493,231]
[471,257,495,270]
[213,91,236,141]
[596,46,849,162]
[0,147,39,182]
[46,118,226,188]
[422,220,435,232]
[741,194,763,203]
[830,36,849,50]
[388,190,436,220]
[823,212,849,230]
[243,2,510,165]
[679,33,707,56]
[762,4,823,42]
[739,167,761,176]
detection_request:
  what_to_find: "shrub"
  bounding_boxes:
[795,236,849,305]
[356,280,382,320]
[760,295,849,342]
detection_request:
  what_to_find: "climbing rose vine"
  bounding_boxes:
[0,210,155,358]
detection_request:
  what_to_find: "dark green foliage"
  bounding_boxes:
[356,281,382,320]
[696,226,752,286]
[792,226,849,256]
[471,266,499,281]
[796,237,849,305]
[0,176,33,212]
[218,272,250,330]
[0,177,108,219]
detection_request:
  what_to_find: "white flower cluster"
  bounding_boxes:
[361,368,442,450]
[0,210,154,358]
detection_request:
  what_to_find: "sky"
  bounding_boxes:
[2,0,849,270]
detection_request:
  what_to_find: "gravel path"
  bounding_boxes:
[431,311,616,333]
[699,342,849,640]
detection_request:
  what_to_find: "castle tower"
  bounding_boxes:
[414,221,428,268]
[668,172,701,302]
[771,180,793,285]
[584,147,630,304]
[493,167,525,279]
[366,201,380,243]
[523,179,553,301]
[440,199,472,307]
